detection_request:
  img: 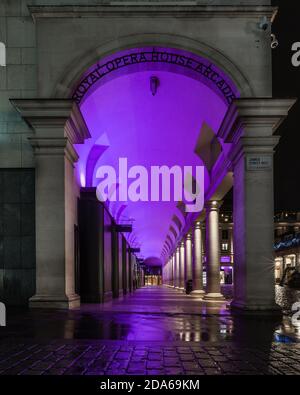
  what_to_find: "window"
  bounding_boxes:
[221,242,229,251]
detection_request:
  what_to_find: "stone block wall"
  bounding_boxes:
[0,168,35,305]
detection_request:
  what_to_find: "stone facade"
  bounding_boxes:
[0,168,35,305]
[0,1,296,310]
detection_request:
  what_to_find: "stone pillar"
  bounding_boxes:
[169,258,172,286]
[175,247,180,288]
[164,261,167,285]
[164,260,168,286]
[111,225,119,298]
[184,233,193,289]
[228,226,234,264]
[11,99,90,308]
[218,98,296,313]
[128,252,133,292]
[172,254,176,288]
[179,241,185,290]
[204,201,224,301]
[122,237,128,294]
[191,222,205,295]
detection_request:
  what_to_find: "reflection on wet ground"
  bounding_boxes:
[0,285,299,344]
[1,286,300,375]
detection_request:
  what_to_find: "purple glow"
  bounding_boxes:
[221,256,231,263]
[74,47,239,263]
[80,172,86,187]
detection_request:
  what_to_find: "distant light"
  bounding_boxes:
[80,172,86,187]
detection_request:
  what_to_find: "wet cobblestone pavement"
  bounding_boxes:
[0,286,300,375]
[1,340,300,375]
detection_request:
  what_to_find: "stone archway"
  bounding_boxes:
[10,36,295,312]
[53,34,254,100]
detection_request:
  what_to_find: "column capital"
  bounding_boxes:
[10,98,91,144]
[193,221,202,230]
[205,200,223,211]
[28,137,80,163]
[185,232,192,241]
[218,98,296,144]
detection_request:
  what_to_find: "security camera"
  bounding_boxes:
[259,16,269,31]
[271,34,279,49]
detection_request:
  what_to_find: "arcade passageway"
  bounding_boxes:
[0,286,300,375]
[1,1,300,379]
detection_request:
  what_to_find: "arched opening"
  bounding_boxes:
[74,46,239,300]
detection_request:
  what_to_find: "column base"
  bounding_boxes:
[104,291,113,302]
[203,292,225,301]
[230,301,282,316]
[29,293,80,309]
[190,289,205,296]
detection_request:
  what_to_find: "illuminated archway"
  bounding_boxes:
[73,46,240,263]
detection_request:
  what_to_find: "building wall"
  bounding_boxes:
[0,168,35,305]
[0,0,273,304]
[0,0,273,169]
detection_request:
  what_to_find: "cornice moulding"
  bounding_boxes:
[28,5,277,20]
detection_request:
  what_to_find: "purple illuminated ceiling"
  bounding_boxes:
[74,47,238,265]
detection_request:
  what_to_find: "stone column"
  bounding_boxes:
[184,233,193,289]
[11,99,90,308]
[172,254,176,288]
[122,237,128,294]
[165,260,169,286]
[179,241,185,290]
[128,251,133,292]
[204,201,224,300]
[164,261,168,285]
[111,225,119,298]
[169,258,173,286]
[191,222,205,295]
[218,98,296,313]
[228,225,234,264]
[175,247,180,289]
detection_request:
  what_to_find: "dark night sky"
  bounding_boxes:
[272,1,300,211]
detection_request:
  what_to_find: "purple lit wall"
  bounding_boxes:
[74,47,238,264]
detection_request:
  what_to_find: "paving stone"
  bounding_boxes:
[163,358,181,367]
[0,288,300,376]
[148,353,163,361]
[198,359,217,368]
[146,361,164,370]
